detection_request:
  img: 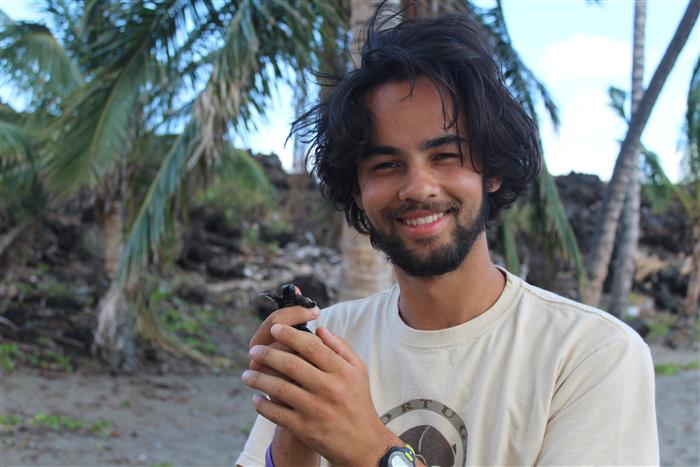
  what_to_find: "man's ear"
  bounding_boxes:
[486,177,502,193]
[352,190,364,211]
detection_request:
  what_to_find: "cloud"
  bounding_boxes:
[539,34,630,84]
[542,88,627,180]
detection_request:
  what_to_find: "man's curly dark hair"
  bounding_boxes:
[290,11,541,235]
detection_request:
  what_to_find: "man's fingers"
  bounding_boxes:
[251,393,300,432]
[270,324,350,374]
[249,344,326,393]
[249,305,320,348]
[250,341,292,375]
[316,327,365,369]
[242,369,310,409]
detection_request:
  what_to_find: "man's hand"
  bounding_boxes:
[243,324,403,467]
[248,292,321,466]
[249,295,320,380]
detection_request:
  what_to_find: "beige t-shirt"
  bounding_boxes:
[236,270,658,466]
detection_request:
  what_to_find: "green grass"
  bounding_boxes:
[1,342,23,370]
[0,414,23,426]
[32,412,110,435]
[654,361,700,375]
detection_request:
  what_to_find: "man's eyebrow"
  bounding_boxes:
[361,135,467,159]
[421,134,467,150]
[363,145,402,158]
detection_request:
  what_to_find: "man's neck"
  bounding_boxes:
[395,234,506,331]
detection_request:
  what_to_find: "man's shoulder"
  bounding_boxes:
[509,272,647,349]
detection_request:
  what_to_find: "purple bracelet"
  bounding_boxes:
[265,443,275,467]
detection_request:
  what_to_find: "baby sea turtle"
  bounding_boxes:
[261,283,317,333]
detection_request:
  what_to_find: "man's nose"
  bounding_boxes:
[398,166,439,202]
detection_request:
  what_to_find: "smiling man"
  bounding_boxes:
[237,12,658,467]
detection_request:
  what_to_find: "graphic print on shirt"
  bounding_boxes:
[380,399,468,467]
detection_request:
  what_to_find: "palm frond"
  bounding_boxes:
[681,56,700,184]
[219,148,276,197]
[0,16,83,109]
[639,146,694,218]
[0,104,46,222]
[117,0,344,281]
[43,0,209,195]
[0,107,34,170]
[500,209,521,276]
[531,163,588,291]
[465,0,559,130]
[119,122,197,282]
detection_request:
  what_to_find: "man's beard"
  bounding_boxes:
[368,195,489,278]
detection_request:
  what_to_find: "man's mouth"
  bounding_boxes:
[397,208,457,226]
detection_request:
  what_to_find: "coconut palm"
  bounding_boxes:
[584,0,699,306]
[607,0,646,318]
[678,57,700,321]
[0,0,343,369]
[608,58,700,344]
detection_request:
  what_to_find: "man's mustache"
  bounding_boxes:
[381,200,461,220]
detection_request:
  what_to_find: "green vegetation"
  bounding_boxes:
[0,338,74,372]
[0,414,23,426]
[0,412,112,436]
[1,342,22,370]
[32,412,110,435]
[150,281,223,357]
[654,361,700,375]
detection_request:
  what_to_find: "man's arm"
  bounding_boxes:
[240,299,323,466]
[536,335,659,465]
[243,324,417,467]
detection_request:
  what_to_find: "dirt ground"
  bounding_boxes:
[1,345,698,467]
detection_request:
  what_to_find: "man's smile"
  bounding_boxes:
[397,209,452,226]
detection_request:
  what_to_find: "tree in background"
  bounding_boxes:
[0,0,343,369]
[607,0,646,318]
[584,0,699,307]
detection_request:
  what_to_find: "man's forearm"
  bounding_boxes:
[271,426,320,467]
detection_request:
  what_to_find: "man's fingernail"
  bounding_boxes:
[311,307,320,317]
[241,370,252,381]
[270,323,282,335]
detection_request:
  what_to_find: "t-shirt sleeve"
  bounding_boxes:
[536,335,659,466]
[235,414,276,467]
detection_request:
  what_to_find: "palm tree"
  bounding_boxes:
[584,0,699,306]
[335,0,397,302]
[1,0,343,369]
[610,59,700,345]
[677,57,700,326]
[607,0,646,318]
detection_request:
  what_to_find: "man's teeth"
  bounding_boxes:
[403,212,446,226]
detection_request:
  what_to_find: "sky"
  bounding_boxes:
[2,0,698,182]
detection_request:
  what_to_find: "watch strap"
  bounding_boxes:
[379,443,416,467]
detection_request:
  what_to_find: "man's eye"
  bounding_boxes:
[372,161,400,171]
[434,153,460,161]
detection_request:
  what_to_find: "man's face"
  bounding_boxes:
[354,77,500,277]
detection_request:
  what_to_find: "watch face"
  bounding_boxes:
[388,450,415,467]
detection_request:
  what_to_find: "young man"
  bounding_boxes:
[237,13,658,467]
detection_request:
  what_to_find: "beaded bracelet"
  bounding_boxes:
[265,443,275,467]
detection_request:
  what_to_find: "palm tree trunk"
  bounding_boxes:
[584,0,699,306]
[684,219,700,316]
[608,0,646,318]
[93,165,139,371]
[337,0,397,301]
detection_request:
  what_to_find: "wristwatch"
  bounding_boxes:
[379,444,417,467]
